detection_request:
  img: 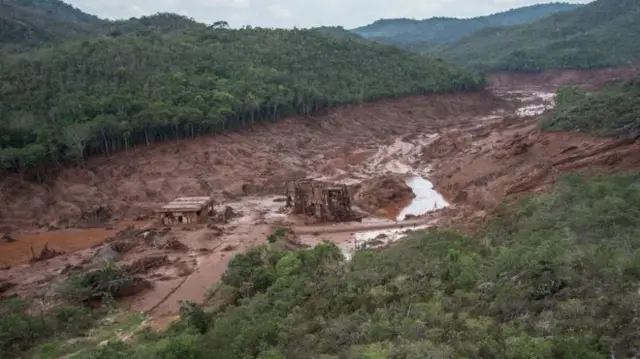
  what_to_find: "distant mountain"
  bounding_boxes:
[313,26,365,40]
[439,0,640,72]
[6,0,103,24]
[0,0,205,51]
[352,3,582,51]
[0,2,99,51]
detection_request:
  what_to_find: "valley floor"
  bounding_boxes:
[1,66,639,331]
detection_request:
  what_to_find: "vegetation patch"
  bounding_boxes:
[541,78,640,138]
[69,171,640,359]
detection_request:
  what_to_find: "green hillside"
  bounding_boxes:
[313,26,365,41]
[0,26,485,174]
[439,0,640,71]
[352,3,582,51]
[6,0,102,24]
[541,77,640,138]
[0,0,208,52]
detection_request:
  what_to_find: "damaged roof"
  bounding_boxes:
[156,196,213,213]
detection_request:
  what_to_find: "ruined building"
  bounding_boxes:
[285,180,355,222]
[156,197,214,225]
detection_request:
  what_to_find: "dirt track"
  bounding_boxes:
[1,67,639,329]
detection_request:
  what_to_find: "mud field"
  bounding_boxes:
[1,69,639,329]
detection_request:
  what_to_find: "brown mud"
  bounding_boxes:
[1,66,639,329]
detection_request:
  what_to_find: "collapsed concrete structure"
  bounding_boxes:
[285,180,355,222]
[156,197,214,225]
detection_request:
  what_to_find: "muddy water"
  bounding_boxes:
[0,221,148,267]
[397,176,448,221]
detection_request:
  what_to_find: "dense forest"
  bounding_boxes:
[351,3,581,51]
[4,171,639,358]
[541,77,640,139]
[0,3,486,176]
[438,0,640,71]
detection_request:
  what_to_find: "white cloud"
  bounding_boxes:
[268,4,291,18]
[66,0,594,29]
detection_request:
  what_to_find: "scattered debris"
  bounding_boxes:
[159,238,188,251]
[80,205,113,226]
[0,280,16,293]
[176,261,194,277]
[29,244,64,262]
[2,232,15,243]
[223,206,236,222]
[122,255,170,275]
[221,244,238,252]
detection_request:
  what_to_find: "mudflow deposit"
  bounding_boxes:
[1,66,640,329]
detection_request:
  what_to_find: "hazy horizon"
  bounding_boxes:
[64,0,593,29]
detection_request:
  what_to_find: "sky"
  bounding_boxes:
[66,0,593,29]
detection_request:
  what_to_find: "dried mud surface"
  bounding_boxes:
[487,63,640,91]
[1,67,639,329]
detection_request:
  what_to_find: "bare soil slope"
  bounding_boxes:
[487,64,640,90]
[0,91,507,232]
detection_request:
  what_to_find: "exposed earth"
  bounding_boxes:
[1,66,639,329]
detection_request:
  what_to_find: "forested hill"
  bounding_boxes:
[0,1,100,51]
[6,0,102,23]
[0,27,486,174]
[0,0,207,52]
[439,0,640,72]
[351,3,582,51]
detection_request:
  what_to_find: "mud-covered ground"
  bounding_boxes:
[1,67,639,329]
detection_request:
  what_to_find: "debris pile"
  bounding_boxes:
[29,243,64,262]
[354,175,415,216]
[80,205,113,226]
[122,255,170,275]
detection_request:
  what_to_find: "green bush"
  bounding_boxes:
[0,298,93,358]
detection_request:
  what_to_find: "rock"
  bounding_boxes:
[121,255,170,275]
[93,244,120,264]
[224,206,235,221]
[2,232,15,243]
[110,277,153,298]
[354,175,415,215]
[160,238,188,251]
[221,244,237,252]
[80,205,113,225]
[454,191,469,203]
[0,281,16,293]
